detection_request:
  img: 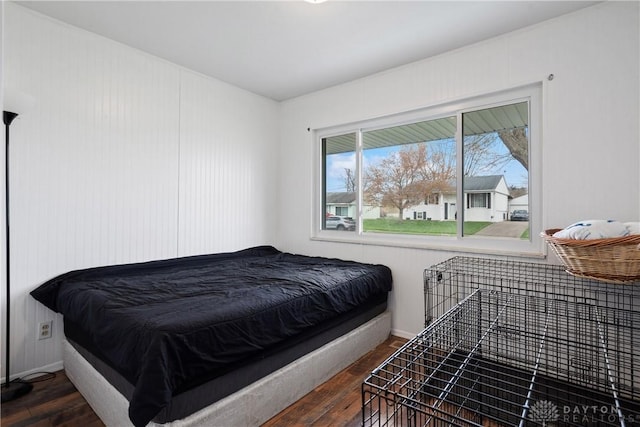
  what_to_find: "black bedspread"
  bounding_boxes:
[30,246,392,426]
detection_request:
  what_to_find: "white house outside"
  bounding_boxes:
[406,175,511,222]
[328,176,526,223]
[404,193,457,221]
[325,192,380,219]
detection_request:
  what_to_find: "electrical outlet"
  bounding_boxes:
[38,320,53,340]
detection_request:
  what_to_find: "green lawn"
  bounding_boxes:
[363,218,492,236]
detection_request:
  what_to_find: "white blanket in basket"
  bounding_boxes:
[553,220,639,240]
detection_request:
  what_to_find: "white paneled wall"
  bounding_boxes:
[277,2,640,337]
[2,4,278,379]
[178,70,279,256]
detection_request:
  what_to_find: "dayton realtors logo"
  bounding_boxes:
[529,400,559,426]
[528,400,640,425]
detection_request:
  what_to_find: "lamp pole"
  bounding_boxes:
[1,110,32,402]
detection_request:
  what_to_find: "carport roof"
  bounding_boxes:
[324,102,528,155]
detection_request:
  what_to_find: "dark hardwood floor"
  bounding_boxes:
[1,336,407,427]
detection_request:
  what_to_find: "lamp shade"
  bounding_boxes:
[3,112,18,127]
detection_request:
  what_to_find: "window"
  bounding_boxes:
[359,116,457,234]
[322,133,356,231]
[467,193,490,209]
[462,100,529,237]
[335,207,348,216]
[316,84,541,255]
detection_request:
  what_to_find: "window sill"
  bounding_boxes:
[310,232,546,259]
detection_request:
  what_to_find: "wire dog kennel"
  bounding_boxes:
[362,257,640,426]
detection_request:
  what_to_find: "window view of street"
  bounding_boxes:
[322,101,529,240]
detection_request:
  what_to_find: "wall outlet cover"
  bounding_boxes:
[38,320,53,340]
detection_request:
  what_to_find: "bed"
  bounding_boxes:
[30,245,393,427]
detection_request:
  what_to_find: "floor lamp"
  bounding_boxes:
[1,110,33,402]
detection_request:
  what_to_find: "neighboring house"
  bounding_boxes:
[464,175,510,222]
[405,175,511,222]
[509,194,529,214]
[326,192,356,218]
[404,191,457,222]
[325,192,380,219]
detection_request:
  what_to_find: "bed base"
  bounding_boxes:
[64,310,391,426]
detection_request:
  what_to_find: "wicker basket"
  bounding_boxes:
[541,229,640,284]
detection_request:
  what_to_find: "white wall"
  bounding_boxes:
[278,2,640,337]
[1,4,279,379]
[177,70,279,256]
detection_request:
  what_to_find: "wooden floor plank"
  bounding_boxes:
[1,336,406,427]
[262,336,406,427]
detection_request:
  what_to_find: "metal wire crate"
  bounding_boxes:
[362,256,640,426]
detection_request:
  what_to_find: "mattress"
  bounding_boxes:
[31,246,393,426]
[67,299,387,424]
[64,311,392,427]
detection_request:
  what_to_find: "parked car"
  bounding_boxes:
[325,216,356,230]
[511,210,529,221]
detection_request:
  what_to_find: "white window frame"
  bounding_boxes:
[312,83,543,257]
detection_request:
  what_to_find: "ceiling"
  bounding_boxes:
[15,1,599,101]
